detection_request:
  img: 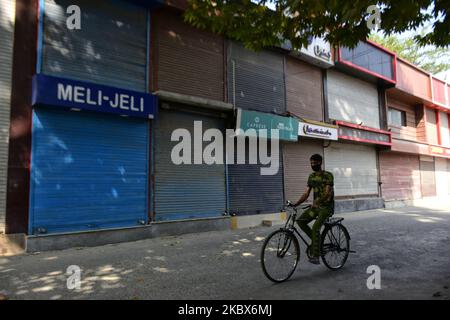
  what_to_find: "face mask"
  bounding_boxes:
[311,164,321,172]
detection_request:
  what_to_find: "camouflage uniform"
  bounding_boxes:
[296,171,334,258]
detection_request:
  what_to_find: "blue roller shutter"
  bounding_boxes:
[228,141,284,215]
[42,0,147,91]
[29,107,149,234]
[154,109,226,221]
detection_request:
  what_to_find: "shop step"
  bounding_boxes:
[262,219,285,227]
[0,234,26,256]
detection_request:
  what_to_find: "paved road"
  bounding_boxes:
[1,204,450,300]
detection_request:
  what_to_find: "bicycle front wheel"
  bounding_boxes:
[261,229,300,283]
[320,224,350,270]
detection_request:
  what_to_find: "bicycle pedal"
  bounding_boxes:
[349,250,356,253]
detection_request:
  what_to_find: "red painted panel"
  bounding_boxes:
[396,60,432,101]
[432,78,447,106]
[448,85,450,107]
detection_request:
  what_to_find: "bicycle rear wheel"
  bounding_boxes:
[261,229,300,283]
[320,224,350,270]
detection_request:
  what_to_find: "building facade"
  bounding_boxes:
[382,57,450,206]
[325,41,396,212]
[2,0,450,250]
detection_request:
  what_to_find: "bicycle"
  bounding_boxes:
[260,200,353,283]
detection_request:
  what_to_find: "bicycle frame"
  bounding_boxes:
[282,206,311,248]
[282,205,346,253]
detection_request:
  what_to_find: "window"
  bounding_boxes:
[388,108,407,127]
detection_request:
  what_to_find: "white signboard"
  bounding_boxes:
[292,37,334,68]
[298,121,338,140]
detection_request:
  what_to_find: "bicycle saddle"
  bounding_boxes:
[324,217,344,225]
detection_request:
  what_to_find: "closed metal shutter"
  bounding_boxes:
[228,41,285,114]
[283,139,323,203]
[425,109,438,145]
[228,141,284,215]
[419,156,436,197]
[155,9,224,101]
[324,142,378,197]
[285,57,323,121]
[379,152,421,201]
[154,109,226,221]
[327,70,380,129]
[30,108,149,234]
[448,160,450,195]
[42,0,147,91]
[435,157,448,198]
[0,0,16,233]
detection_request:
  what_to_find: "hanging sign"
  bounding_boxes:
[32,74,158,119]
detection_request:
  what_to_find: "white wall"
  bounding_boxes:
[439,112,450,147]
[435,157,449,199]
[327,69,380,129]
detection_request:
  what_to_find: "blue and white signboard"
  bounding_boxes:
[32,74,158,119]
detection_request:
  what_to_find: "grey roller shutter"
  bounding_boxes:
[283,139,323,203]
[419,156,436,197]
[42,0,147,91]
[425,109,438,145]
[0,0,16,233]
[228,140,284,215]
[154,109,227,221]
[324,142,378,197]
[228,41,285,114]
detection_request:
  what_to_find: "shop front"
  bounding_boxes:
[325,121,392,212]
[228,109,297,215]
[226,41,288,216]
[30,75,157,234]
[153,105,228,221]
[429,147,450,199]
[27,0,159,235]
[283,119,338,203]
[326,39,397,211]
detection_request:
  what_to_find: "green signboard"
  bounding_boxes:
[236,109,298,142]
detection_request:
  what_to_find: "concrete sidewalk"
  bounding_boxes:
[1,204,450,300]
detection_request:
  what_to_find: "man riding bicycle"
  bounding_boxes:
[293,154,334,265]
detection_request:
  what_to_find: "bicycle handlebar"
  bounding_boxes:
[285,201,311,210]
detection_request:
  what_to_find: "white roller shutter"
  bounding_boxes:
[435,157,449,199]
[439,112,450,147]
[327,70,380,129]
[0,0,16,233]
[324,142,379,197]
[448,160,450,195]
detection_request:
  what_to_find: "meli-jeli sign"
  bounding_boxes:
[32,74,158,119]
